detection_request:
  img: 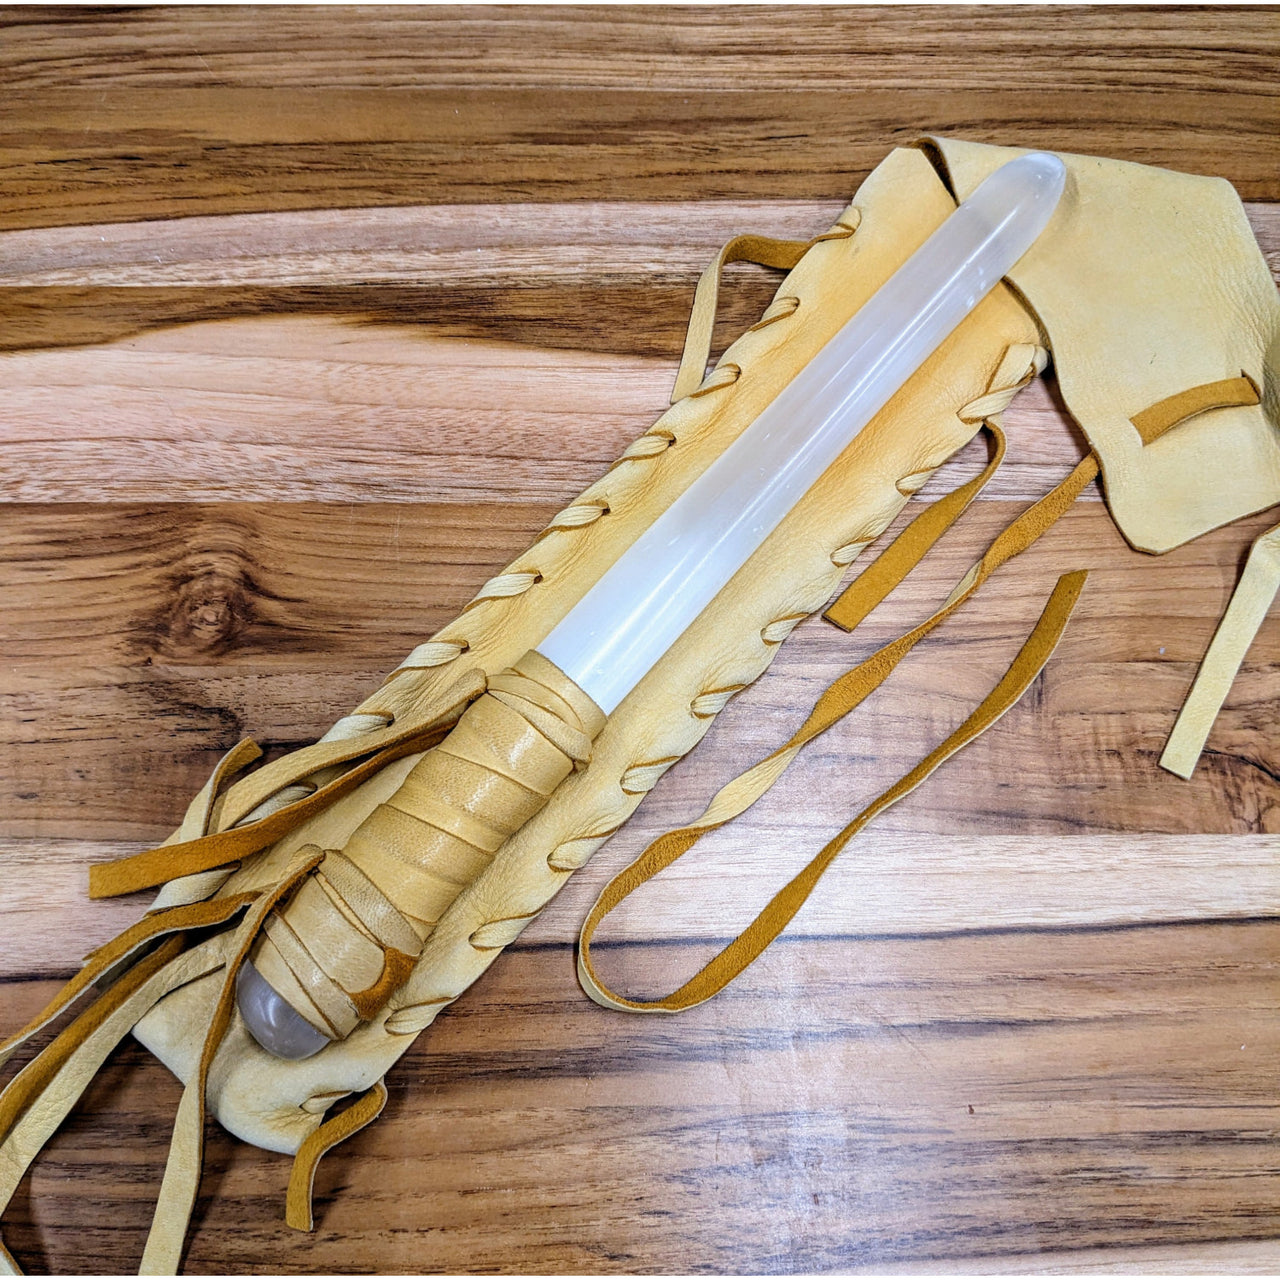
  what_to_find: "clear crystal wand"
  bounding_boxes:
[240,151,1066,1058]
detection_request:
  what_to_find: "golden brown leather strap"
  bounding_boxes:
[1130,372,1260,445]
[89,673,483,899]
[286,1081,389,1232]
[825,423,1006,632]
[578,569,1088,1012]
[825,338,1043,632]
[0,936,187,1141]
[0,936,231,1278]
[1126,370,1270,778]
[671,232,822,403]
[0,893,256,1069]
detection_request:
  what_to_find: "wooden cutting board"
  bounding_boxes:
[2,7,1279,1274]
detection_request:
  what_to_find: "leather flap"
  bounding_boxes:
[924,136,1280,554]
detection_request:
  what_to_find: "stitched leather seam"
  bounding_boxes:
[386,228,833,688]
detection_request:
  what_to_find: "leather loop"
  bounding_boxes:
[1131,372,1260,446]
[190,739,264,842]
[671,233,813,403]
[824,340,1044,633]
[578,445,1096,1013]
[578,570,1088,1012]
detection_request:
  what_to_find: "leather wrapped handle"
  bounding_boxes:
[251,651,605,1040]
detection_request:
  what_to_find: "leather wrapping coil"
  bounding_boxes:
[252,651,605,1040]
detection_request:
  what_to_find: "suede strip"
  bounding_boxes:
[684,453,1098,851]
[1131,373,1260,446]
[187,739,265,845]
[0,936,187,1142]
[578,570,1087,1012]
[0,937,231,1273]
[824,423,1006,632]
[201,667,483,834]
[578,452,1098,1012]
[89,678,483,899]
[1160,519,1280,778]
[1127,370,1272,779]
[139,849,325,1276]
[285,1081,389,1232]
[0,894,256,1069]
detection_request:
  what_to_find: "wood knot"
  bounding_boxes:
[161,562,255,657]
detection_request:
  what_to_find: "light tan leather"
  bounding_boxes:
[141,848,325,1276]
[925,136,1280,555]
[126,143,1046,1177]
[927,138,1279,775]
[9,137,1272,1274]
[1130,373,1260,446]
[251,650,605,1040]
[0,935,230,1278]
[89,670,485,899]
[671,231,819,402]
[823,422,1006,632]
[0,893,256,1070]
[1160,519,1280,778]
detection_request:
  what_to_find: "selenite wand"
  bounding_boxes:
[239,151,1066,1058]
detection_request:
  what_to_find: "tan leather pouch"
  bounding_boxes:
[2,144,1047,1272]
[132,143,1044,1151]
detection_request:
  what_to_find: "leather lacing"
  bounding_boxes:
[101,222,859,1032]
[385,216,860,686]
[386,241,1051,1033]
[133,222,1048,1019]
[543,345,1046,883]
[573,359,1275,1016]
[318,222,839,1034]
[233,710,394,826]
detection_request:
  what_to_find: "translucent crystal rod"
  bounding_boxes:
[237,152,1064,1061]
[540,151,1065,714]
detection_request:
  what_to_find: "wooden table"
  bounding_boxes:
[2,6,1279,1274]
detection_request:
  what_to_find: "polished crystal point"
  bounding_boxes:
[541,152,1066,714]
[236,960,331,1060]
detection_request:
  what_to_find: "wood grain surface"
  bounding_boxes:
[2,6,1279,1276]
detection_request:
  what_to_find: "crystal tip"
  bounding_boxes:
[236,961,331,1060]
[1007,150,1067,206]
